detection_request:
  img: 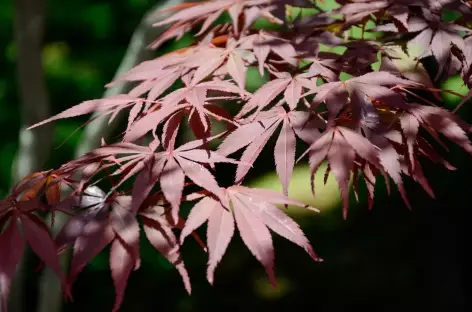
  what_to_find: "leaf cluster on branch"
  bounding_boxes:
[1,0,472,311]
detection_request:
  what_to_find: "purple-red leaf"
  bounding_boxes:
[142,210,191,293]
[110,238,134,312]
[0,216,25,311]
[234,192,319,261]
[180,196,217,244]
[231,195,276,287]
[206,201,235,284]
[28,95,137,130]
[160,157,185,224]
[274,118,296,196]
[19,213,68,292]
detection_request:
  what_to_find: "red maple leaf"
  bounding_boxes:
[180,186,321,285]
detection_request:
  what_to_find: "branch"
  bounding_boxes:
[74,0,188,158]
[34,2,189,312]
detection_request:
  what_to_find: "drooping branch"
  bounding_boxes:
[34,2,190,312]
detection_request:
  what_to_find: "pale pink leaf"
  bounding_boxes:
[142,213,191,293]
[236,193,320,261]
[197,80,246,96]
[400,113,420,170]
[176,156,223,200]
[227,52,247,90]
[54,208,102,251]
[230,186,318,211]
[217,118,277,156]
[238,78,291,117]
[69,214,114,283]
[284,79,303,110]
[328,131,356,219]
[196,9,225,36]
[236,120,281,182]
[111,197,140,267]
[191,55,226,85]
[110,239,134,312]
[124,104,187,142]
[127,102,143,132]
[131,157,166,213]
[180,197,217,244]
[147,69,182,101]
[254,42,270,76]
[92,142,151,156]
[352,71,415,86]
[160,157,185,224]
[274,119,296,196]
[177,149,243,166]
[206,202,235,284]
[338,127,381,167]
[189,108,211,140]
[128,79,155,97]
[231,195,276,287]
[228,2,244,32]
[27,94,136,130]
[243,6,261,31]
[271,42,298,66]
[186,88,209,131]
[288,111,324,145]
[162,111,184,151]
[153,0,231,27]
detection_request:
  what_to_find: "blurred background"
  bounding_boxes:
[0,0,469,311]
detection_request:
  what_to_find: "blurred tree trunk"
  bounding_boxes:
[7,0,52,312]
[11,0,52,182]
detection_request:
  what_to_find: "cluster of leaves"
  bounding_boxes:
[2,0,472,311]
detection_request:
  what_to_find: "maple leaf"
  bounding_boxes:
[55,192,143,312]
[241,31,300,73]
[236,71,316,118]
[108,50,189,86]
[140,205,191,293]
[124,80,247,142]
[55,188,200,312]
[377,16,471,78]
[380,45,434,87]
[402,105,472,157]
[152,0,278,43]
[298,126,384,219]
[331,0,420,31]
[154,0,242,29]
[26,94,140,130]
[302,51,342,82]
[180,186,321,285]
[219,107,324,192]
[307,72,417,126]
[76,137,241,225]
[7,1,472,310]
[0,194,70,311]
[157,140,243,223]
[166,39,256,92]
